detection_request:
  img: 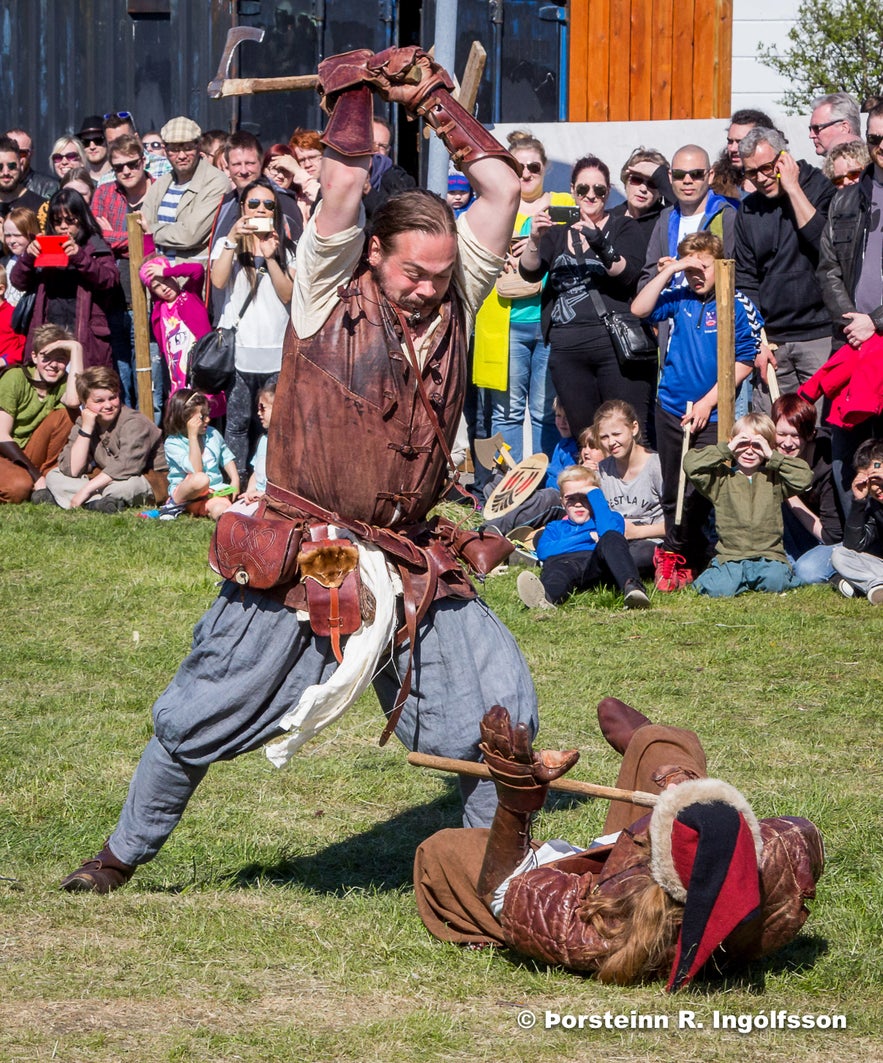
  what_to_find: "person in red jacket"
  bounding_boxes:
[11,188,123,369]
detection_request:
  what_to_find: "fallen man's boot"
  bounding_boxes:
[59,845,134,894]
[596,697,652,756]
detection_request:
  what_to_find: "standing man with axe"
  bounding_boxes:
[60,48,538,894]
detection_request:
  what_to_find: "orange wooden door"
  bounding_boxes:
[569,0,733,121]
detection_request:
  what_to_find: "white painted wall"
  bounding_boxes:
[731,0,802,117]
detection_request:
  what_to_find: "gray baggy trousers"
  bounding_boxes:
[109,584,538,866]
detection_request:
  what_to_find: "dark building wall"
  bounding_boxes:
[1,0,561,175]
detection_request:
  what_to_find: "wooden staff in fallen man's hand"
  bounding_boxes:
[407,751,659,807]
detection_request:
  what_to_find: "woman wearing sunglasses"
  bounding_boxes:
[610,147,671,259]
[472,131,575,466]
[210,177,296,480]
[48,135,87,181]
[518,154,653,441]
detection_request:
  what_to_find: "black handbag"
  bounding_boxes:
[188,327,237,393]
[11,292,35,336]
[587,283,658,365]
[187,268,263,393]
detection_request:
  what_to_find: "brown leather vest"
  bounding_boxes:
[267,258,467,529]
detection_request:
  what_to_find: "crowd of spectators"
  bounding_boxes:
[2,92,882,604]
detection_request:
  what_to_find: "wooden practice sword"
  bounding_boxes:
[407,752,659,807]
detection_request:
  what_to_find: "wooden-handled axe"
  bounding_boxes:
[207,26,319,99]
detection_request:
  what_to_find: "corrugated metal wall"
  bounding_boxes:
[0,1,562,177]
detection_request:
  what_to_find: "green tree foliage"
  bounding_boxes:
[757,0,883,113]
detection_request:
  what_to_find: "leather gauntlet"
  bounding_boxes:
[366,47,521,177]
[479,704,579,813]
[317,50,377,157]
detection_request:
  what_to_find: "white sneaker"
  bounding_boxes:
[623,582,651,609]
[833,577,856,599]
[868,584,883,606]
[517,570,555,609]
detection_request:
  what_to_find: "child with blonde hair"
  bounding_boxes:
[594,399,665,576]
[517,464,650,609]
[683,413,812,596]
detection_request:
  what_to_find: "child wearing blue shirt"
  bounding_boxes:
[631,231,763,591]
[159,388,239,521]
[517,465,650,609]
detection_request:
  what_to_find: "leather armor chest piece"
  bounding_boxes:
[267,258,467,528]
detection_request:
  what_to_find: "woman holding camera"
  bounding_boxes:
[210,176,296,480]
[472,131,575,463]
[519,154,654,440]
[11,188,122,370]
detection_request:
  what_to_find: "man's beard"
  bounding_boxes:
[372,260,440,324]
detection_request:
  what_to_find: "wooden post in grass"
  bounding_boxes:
[716,258,736,442]
[126,213,153,419]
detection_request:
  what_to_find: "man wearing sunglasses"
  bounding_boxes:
[735,127,835,414]
[5,127,59,199]
[101,112,172,184]
[637,144,736,355]
[77,115,112,184]
[808,92,861,158]
[140,116,229,268]
[0,134,45,221]
[817,100,883,511]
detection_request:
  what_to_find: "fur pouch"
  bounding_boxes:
[297,538,364,663]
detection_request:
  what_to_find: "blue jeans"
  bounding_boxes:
[489,318,557,461]
[694,558,800,597]
[108,307,137,408]
[788,544,835,585]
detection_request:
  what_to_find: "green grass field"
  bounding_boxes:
[1,505,881,1062]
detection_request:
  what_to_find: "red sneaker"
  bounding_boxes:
[653,547,688,592]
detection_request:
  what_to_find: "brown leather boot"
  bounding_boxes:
[59,845,134,894]
[597,697,652,756]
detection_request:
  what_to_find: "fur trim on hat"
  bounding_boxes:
[649,778,762,902]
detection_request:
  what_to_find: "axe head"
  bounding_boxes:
[208,26,265,98]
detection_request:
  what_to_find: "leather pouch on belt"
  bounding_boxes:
[209,502,302,589]
[296,538,363,663]
[433,517,515,576]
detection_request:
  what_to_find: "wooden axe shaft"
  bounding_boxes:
[211,75,318,98]
[407,751,659,807]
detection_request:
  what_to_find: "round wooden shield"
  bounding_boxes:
[483,454,549,519]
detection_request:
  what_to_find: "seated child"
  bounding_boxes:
[683,413,812,598]
[772,393,842,585]
[157,388,239,521]
[631,231,763,590]
[0,325,83,504]
[139,257,226,420]
[578,424,605,471]
[595,400,665,577]
[45,366,166,511]
[831,439,883,604]
[0,264,25,367]
[516,464,650,610]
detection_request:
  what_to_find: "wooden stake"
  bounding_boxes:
[715,259,736,443]
[126,213,153,419]
[407,751,659,807]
